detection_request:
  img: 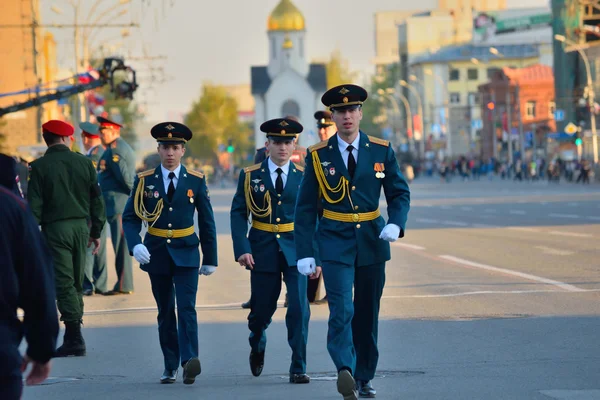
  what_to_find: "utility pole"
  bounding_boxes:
[30,0,42,142]
[491,91,497,160]
[506,85,513,166]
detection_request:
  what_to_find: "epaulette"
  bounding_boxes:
[187,169,204,179]
[137,169,154,178]
[308,140,328,152]
[244,163,261,173]
[294,163,304,172]
[368,135,389,147]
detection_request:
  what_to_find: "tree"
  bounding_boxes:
[325,49,357,89]
[184,83,252,163]
[361,63,402,139]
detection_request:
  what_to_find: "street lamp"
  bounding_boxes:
[377,90,413,148]
[554,34,598,164]
[424,68,452,156]
[400,79,425,155]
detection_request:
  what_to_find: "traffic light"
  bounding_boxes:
[487,102,495,110]
[226,139,234,153]
[574,132,582,146]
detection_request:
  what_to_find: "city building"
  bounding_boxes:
[250,0,327,148]
[478,64,555,160]
[0,0,59,157]
[410,43,542,156]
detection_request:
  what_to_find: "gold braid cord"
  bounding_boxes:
[244,172,272,221]
[312,151,349,204]
[134,177,164,226]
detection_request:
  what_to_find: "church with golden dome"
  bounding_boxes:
[251,0,327,148]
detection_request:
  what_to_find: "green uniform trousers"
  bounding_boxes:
[42,218,89,323]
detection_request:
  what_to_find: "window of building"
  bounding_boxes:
[526,101,536,119]
[467,68,478,80]
[549,101,556,118]
[449,69,460,81]
[487,67,501,78]
[450,92,461,104]
[468,92,480,105]
[281,100,300,119]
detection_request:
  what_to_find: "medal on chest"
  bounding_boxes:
[187,189,194,203]
[374,163,385,178]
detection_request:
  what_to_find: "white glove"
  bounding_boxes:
[297,257,316,276]
[379,224,401,242]
[133,244,151,264]
[199,265,217,276]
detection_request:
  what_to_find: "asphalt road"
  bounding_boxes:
[22,177,600,400]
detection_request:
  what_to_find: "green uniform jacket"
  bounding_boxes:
[230,158,320,272]
[27,145,106,238]
[98,137,135,217]
[295,132,410,267]
[86,144,105,170]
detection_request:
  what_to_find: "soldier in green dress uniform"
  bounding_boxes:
[295,85,411,399]
[27,120,106,357]
[96,116,136,295]
[79,122,108,296]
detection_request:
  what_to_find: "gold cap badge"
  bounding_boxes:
[165,124,175,130]
[279,121,289,127]
[339,87,350,94]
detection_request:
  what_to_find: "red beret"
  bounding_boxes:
[42,120,74,137]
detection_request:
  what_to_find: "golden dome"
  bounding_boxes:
[267,0,305,31]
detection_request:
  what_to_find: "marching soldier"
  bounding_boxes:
[123,122,218,385]
[27,120,106,357]
[97,116,136,295]
[241,115,306,310]
[295,85,410,399]
[79,122,108,296]
[230,117,318,384]
[306,110,338,304]
[1,185,59,398]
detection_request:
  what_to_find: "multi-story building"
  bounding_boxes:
[0,0,59,157]
[478,64,555,160]
[410,43,541,156]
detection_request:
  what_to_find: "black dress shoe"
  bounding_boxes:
[182,357,201,385]
[289,373,310,384]
[82,289,93,296]
[94,289,107,295]
[357,380,376,398]
[103,290,133,296]
[160,369,177,384]
[249,350,265,377]
[241,299,251,309]
[337,369,358,400]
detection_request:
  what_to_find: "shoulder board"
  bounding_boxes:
[308,140,328,152]
[294,163,304,172]
[244,163,262,174]
[187,169,204,179]
[368,136,389,147]
[137,169,154,178]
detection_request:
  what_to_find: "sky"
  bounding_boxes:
[40,0,549,120]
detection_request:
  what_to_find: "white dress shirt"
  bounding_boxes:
[268,157,290,189]
[161,164,181,192]
[338,135,360,168]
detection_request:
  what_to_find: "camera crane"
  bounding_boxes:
[0,57,138,117]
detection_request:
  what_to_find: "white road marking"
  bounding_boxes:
[471,223,495,228]
[460,206,473,211]
[484,208,496,213]
[440,205,452,210]
[415,218,439,224]
[392,242,426,250]
[212,205,230,212]
[438,255,586,292]
[549,231,593,238]
[567,202,579,207]
[509,210,526,215]
[507,227,541,233]
[382,289,598,299]
[540,390,600,399]
[540,202,548,205]
[549,213,581,219]
[535,245,574,256]
[441,220,469,227]
[589,216,600,221]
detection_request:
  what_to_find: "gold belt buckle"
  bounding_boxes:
[166,229,174,238]
[273,224,280,233]
[352,213,359,222]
